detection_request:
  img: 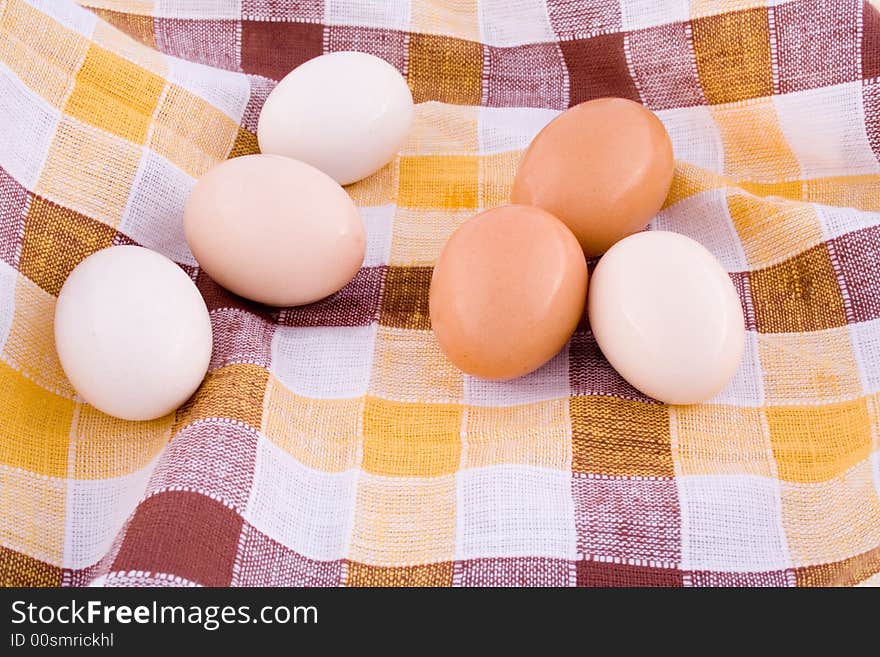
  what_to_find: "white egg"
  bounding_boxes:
[588,231,745,405]
[257,51,414,185]
[54,246,212,421]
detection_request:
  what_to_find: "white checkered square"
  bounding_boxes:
[0,64,59,189]
[478,0,556,46]
[780,460,880,567]
[157,0,243,19]
[456,465,576,559]
[28,0,98,37]
[120,150,197,265]
[324,0,412,29]
[620,0,690,30]
[270,324,377,398]
[63,464,153,569]
[650,188,748,272]
[656,105,724,173]
[872,451,880,499]
[477,106,560,153]
[0,261,16,355]
[708,329,764,406]
[678,474,792,572]
[851,319,880,395]
[464,346,570,407]
[774,83,880,179]
[244,436,357,561]
[167,56,250,123]
[360,204,394,266]
[816,204,880,242]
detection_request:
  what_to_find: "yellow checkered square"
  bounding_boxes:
[781,460,880,566]
[362,396,462,477]
[464,400,571,470]
[673,404,775,477]
[261,376,362,473]
[712,98,800,182]
[0,0,89,108]
[3,276,76,398]
[368,326,464,403]
[36,117,142,228]
[478,151,520,209]
[727,192,824,268]
[403,103,478,155]
[345,160,399,206]
[759,328,862,405]
[0,361,75,478]
[398,155,479,210]
[868,393,880,451]
[349,474,457,565]
[65,44,165,144]
[0,467,65,566]
[149,83,239,177]
[72,404,172,480]
[389,207,472,266]
[767,399,872,483]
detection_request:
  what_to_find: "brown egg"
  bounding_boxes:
[511,97,674,258]
[429,205,587,380]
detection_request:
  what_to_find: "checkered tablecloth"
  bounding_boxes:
[1,0,879,587]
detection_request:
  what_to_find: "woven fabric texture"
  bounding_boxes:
[1,0,880,587]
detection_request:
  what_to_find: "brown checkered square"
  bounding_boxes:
[325,25,406,74]
[19,196,116,296]
[546,0,622,40]
[0,167,27,268]
[626,22,706,110]
[774,0,860,93]
[112,491,243,587]
[865,0,880,81]
[155,18,239,70]
[279,266,386,327]
[240,20,324,80]
[559,32,640,105]
[485,43,568,109]
[829,225,880,323]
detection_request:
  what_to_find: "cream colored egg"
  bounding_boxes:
[54,246,212,421]
[587,231,745,405]
[257,51,414,185]
[184,154,366,307]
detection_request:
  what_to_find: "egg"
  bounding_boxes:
[511,97,674,258]
[430,205,587,380]
[184,154,365,307]
[588,231,745,405]
[257,51,414,185]
[54,246,212,421]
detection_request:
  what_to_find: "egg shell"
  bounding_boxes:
[511,97,674,258]
[257,51,414,185]
[184,154,366,307]
[54,245,212,421]
[430,205,587,380]
[587,231,745,405]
